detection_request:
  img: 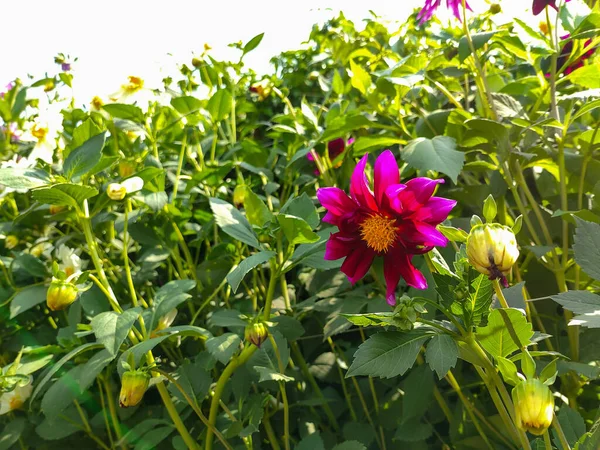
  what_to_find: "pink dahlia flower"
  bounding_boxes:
[532,0,570,16]
[317,150,456,305]
[417,0,471,23]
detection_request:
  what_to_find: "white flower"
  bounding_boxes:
[107,177,144,201]
[0,381,32,415]
[56,244,85,277]
[28,123,56,165]
[0,155,37,197]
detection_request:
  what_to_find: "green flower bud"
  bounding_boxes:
[244,322,269,348]
[512,379,554,436]
[46,279,79,311]
[5,235,18,250]
[466,223,519,286]
[489,4,501,14]
[119,370,150,408]
[233,185,248,209]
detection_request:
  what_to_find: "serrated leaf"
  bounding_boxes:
[281,193,320,229]
[253,366,294,383]
[277,214,320,245]
[210,197,260,248]
[573,218,600,280]
[567,62,600,89]
[475,308,533,357]
[63,132,107,180]
[227,251,275,293]
[244,189,273,228]
[206,333,241,364]
[0,168,50,190]
[425,334,458,379]
[32,183,98,208]
[91,307,142,356]
[347,330,433,379]
[402,136,464,183]
[553,406,585,450]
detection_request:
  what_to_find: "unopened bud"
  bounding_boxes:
[5,235,18,249]
[44,80,55,92]
[233,185,248,209]
[489,4,501,14]
[91,96,104,111]
[119,370,150,407]
[46,279,79,311]
[245,322,269,348]
[512,379,554,436]
[466,223,519,286]
[107,183,127,201]
[49,205,65,215]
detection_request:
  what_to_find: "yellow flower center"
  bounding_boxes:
[124,76,144,93]
[32,125,48,141]
[359,214,397,253]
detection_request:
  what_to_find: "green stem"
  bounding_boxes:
[102,377,126,450]
[156,381,200,449]
[172,133,187,202]
[269,335,290,450]
[543,430,552,450]
[552,413,572,450]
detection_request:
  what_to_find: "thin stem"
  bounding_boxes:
[269,335,290,450]
[172,132,187,202]
[543,430,553,450]
[552,413,572,450]
[102,376,126,450]
[493,280,510,309]
[155,381,200,449]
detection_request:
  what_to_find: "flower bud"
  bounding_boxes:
[489,3,501,14]
[44,80,55,92]
[512,379,554,436]
[151,309,178,337]
[91,96,104,111]
[5,235,18,249]
[107,183,127,201]
[119,370,150,408]
[118,161,136,178]
[46,279,79,311]
[233,185,248,209]
[245,322,269,348]
[466,223,519,286]
[191,57,203,68]
[49,205,65,215]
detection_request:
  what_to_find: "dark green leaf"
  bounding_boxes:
[243,33,265,55]
[573,218,600,280]
[402,136,464,183]
[63,132,107,180]
[10,285,48,318]
[206,333,241,364]
[425,334,458,379]
[227,251,276,293]
[475,308,533,357]
[32,183,98,207]
[210,197,260,248]
[91,307,142,356]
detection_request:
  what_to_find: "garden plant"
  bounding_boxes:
[1,0,600,449]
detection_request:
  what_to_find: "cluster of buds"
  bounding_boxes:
[106,176,144,201]
[119,369,151,408]
[466,196,520,287]
[244,321,269,348]
[392,295,427,331]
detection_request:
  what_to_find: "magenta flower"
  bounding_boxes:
[417,0,471,23]
[317,150,456,305]
[308,137,354,175]
[532,0,570,15]
[557,34,595,75]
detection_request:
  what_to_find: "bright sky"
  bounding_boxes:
[0,0,587,107]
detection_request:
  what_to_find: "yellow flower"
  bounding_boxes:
[44,80,55,92]
[250,79,273,101]
[123,76,144,94]
[466,223,519,285]
[46,279,79,311]
[5,235,18,249]
[512,379,554,436]
[539,22,549,35]
[119,370,150,407]
[91,96,104,111]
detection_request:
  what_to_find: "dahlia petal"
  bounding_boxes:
[350,155,378,211]
[399,178,444,213]
[414,197,457,224]
[341,244,375,284]
[384,183,407,215]
[399,256,428,291]
[374,150,399,208]
[324,232,354,260]
[384,247,427,305]
[397,221,448,248]
[317,187,357,225]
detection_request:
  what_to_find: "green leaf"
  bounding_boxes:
[30,342,104,406]
[244,189,273,228]
[297,433,325,450]
[118,419,173,446]
[118,336,170,376]
[281,193,320,229]
[102,103,144,123]
[394,418,433,442]
[567,63,600,89]
[91,307,142,356]
[41,349,114,418]
[253,366,294,383]
[133,427,174,450]
[573,218,600,280]
[0,168,50,190]
[347,330,433,379]
[35,406,82,440]
[402,136,464,183]
[270,315,305,341]
[458,31,499,62]
[483,194,497,222]
[475,308,534,357]
[496,356,520,386]
[243,33,264,55]
[552,406,586,450]
[71,119,103,149]
[13,253,47,278]
[227,251,276,293]
[10,285,48,318]
[150,280,195,330]
[210,197,260,249]
[32,183,98,207]
[277,214,320,245]
[425,334,458,379]
[353,136,406,156]
[551,290,600,328]
[343,312,395,327]
[573,414,600,450]
[332,70,347,95]
[206,333,241,364]
[332,441,367,450]
[438,225,469,243]
[207,89,232,122]
[349,60,371,95]
[171,96,202,114]
[402,364,434,422]
[0,417,25,450]
[63,132,107,180]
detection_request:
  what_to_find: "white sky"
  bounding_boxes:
[0,0,587,106]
